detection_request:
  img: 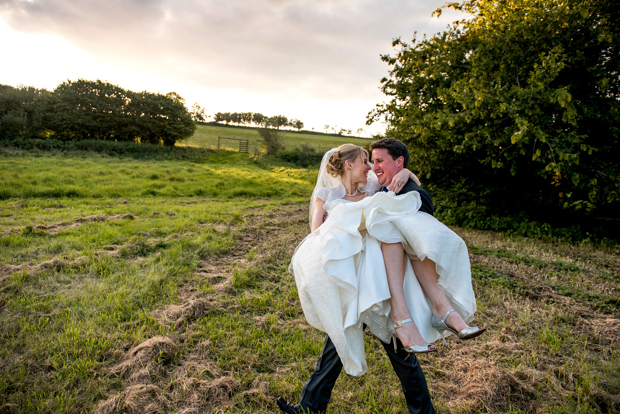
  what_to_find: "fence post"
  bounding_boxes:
[217,136,221,149]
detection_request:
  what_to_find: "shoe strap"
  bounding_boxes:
[392,318,414,329]
[441,308,456,323]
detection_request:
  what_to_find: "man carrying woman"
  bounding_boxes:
[277,138,485,414]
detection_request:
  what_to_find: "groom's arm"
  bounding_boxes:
[399,180,434,216]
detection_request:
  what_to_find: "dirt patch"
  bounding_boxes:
[109,336,178,378]
[149,211,176,217]
[0,234,177,279]
[0,257,68,277]
[1,213,138,236]
[428,340,548,413]
[99,336,239,414]
[152,298,216,327]
[94,384,168,414]
[168,371,239,414]
[43,204,67,210]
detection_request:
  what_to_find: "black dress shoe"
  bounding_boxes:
[276,397,322,414]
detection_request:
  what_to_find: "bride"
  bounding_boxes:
[290,143,484,377]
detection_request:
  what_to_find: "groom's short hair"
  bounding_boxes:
[369,138,410,167]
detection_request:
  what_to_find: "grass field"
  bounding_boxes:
[182,123,375,152]
[0,147,619,414]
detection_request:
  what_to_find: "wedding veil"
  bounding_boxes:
[308,147,381,228]
[308,148,345,227]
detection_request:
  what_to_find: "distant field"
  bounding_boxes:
[182,123,375,152]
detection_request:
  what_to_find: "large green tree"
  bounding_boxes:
[45,79,132,141]
[369,0,619,216]
[128,91,196,146]
[44,80,195,145]
[0,84,49,140]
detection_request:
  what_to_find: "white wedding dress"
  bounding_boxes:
[290,169,477,377]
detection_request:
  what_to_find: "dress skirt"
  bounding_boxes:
[290,191,476,376]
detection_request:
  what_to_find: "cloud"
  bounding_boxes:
[1,0,466,131]
[1,0,452,99]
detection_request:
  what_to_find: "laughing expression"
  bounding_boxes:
[371,148,404,187]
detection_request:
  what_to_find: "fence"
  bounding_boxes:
[217,136,250,153]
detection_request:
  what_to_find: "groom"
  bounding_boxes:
[277,138,436,414]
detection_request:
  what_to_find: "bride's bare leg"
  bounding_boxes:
[411,258,468,332]
[382,242,427,346]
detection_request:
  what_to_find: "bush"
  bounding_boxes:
[370,0,620,217]
[430,184,620,245]
[278,148,323,167]
[258,128,284,155]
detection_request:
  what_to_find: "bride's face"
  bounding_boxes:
[346,152,371,184]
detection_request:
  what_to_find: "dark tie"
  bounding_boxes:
[381,187,389,192]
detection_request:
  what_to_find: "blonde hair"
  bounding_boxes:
[326,144,368,177]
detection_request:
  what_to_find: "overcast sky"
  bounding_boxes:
[1,0,464,134]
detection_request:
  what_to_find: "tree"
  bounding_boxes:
[190,103,207,123]
[0,84,49,140]
[368,0,620,216]
[41,79,195,145]
[267,115,288,129]
[45,79,133,141]
[290,119,304,131]
[213,112,226,123]
[241,112,253,125]
[129,90,196,146]
[165,92,185,106]
[229,112,241,125]
[252,113,267,126]
[213,112,232,124]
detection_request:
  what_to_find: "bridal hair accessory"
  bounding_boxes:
[308,148,345,227]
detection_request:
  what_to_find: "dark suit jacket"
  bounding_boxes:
[387,179,434,216]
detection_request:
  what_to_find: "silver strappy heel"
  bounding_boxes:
[387,318,437,354]
[431,308,486,347]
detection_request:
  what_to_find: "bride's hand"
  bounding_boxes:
[390,168,421,194]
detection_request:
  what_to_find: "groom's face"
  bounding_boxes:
[372,148,404,187]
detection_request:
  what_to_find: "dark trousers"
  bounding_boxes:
[299,333,436,413]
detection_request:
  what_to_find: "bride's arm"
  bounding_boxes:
[310,198,327,232]
[390,168,421,194]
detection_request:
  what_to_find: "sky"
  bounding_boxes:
[0,0,465,135]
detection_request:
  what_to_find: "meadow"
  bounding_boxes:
[0,144,619,414]
[182,123,374,152]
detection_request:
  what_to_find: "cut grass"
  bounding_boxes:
[0,149,618,413]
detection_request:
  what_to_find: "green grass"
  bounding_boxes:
[182,123,375,152]
[0,147,619,413]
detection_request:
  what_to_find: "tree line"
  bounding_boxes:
[0,79,195,146]
[212,112,304,131]
[369,0,619,218]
